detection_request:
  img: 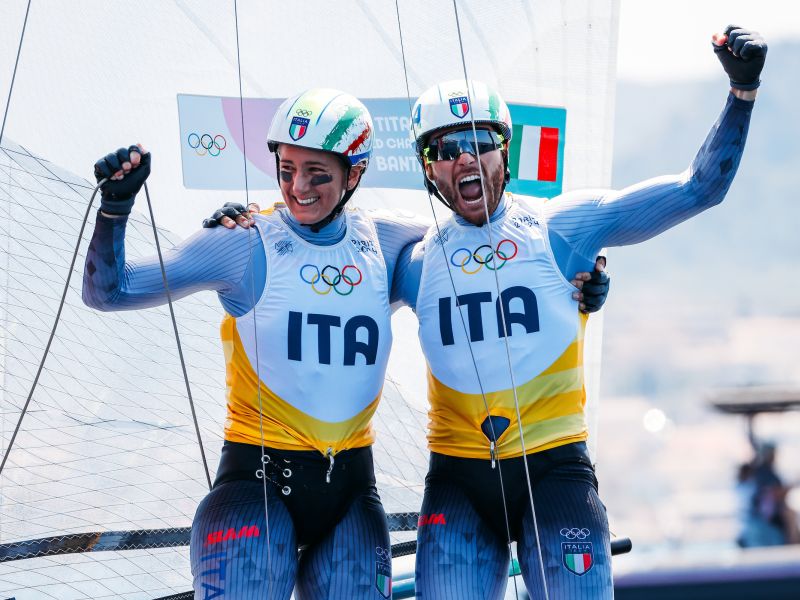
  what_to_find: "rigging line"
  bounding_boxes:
[354,0,425,91]
[232,2,273,598]
[392,3,520,596]
[141,182,212,490]
[458,2,501,79]
[0,0,31,147]
[0,180,104,477]
[0,153,212,494]
[172,0,269,98]
[450,2,550,598]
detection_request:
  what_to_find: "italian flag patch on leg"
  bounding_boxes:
[562,542,594,575]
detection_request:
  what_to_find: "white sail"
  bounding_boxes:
[0,1,620,597]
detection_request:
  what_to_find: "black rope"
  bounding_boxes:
[390,539,417,558]
[450,1,549,596]
[232,2,274,598]
[142,182,212,490]
[0,178,214,494]
[392,3,521,597]
[0,511,428,563]
[0,0,32,147]
[0,527,192,563]
[0,181,102,477]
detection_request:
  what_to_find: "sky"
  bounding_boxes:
[617,0,800,82]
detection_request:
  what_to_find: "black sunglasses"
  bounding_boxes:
[424,129,503,162]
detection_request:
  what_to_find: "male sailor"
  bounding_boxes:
[390,26,766,599]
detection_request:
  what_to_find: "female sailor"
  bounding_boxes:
[83,89,427,599]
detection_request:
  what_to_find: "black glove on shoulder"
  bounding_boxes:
[94,146,151,216]
[202,202,250,228]
[714,25,767,91]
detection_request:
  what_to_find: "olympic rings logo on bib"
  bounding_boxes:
[450,239,518,274]
[187,133,227,157]
[300,264,363,295]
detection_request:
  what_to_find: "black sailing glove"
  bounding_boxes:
[714,25,767,91]
[580,257,610,314]
[202,202,251,228]
[94,145,151,215]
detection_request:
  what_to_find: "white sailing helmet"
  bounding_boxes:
[411,79,513,156]
[267,88,373,168]
[267,88,374,229]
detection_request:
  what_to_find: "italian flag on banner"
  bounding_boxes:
[509,124,559,182]
[506,103,566,199]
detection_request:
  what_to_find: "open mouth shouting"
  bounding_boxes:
[458,173,484,204]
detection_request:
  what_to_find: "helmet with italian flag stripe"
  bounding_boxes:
[267,88,373,168]
[411,79,512,157]
[267,89,373,230]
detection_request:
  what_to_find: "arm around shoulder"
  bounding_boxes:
[390,240,425,312]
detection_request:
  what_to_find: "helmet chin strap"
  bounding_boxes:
[307,166,354,233]
[272,154,362,233]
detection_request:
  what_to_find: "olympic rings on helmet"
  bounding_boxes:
[449,239,518,274]
[187,133,227,157]
[299,264,363,295]
[295,109,313,117]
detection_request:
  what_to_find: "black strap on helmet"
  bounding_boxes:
[309,162,354,233]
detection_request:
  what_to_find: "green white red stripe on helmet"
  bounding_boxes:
[267,88,374,168]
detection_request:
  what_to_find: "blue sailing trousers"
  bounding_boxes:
[191,443,392,599]
[415,442,612,599]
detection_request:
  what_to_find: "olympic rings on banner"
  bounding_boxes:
[299,264,363,296]
[449,239,518,274]
[187,133,227,157]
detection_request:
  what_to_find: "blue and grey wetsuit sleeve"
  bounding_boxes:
[371,213,429,308]
[392,240,426,312]
[82,212,264,317]
[543,92,754,275]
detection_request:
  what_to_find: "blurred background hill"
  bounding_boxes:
[598,39,800,558]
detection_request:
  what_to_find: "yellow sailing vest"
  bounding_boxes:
[416,196,588,459]
[221,205,392,455]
